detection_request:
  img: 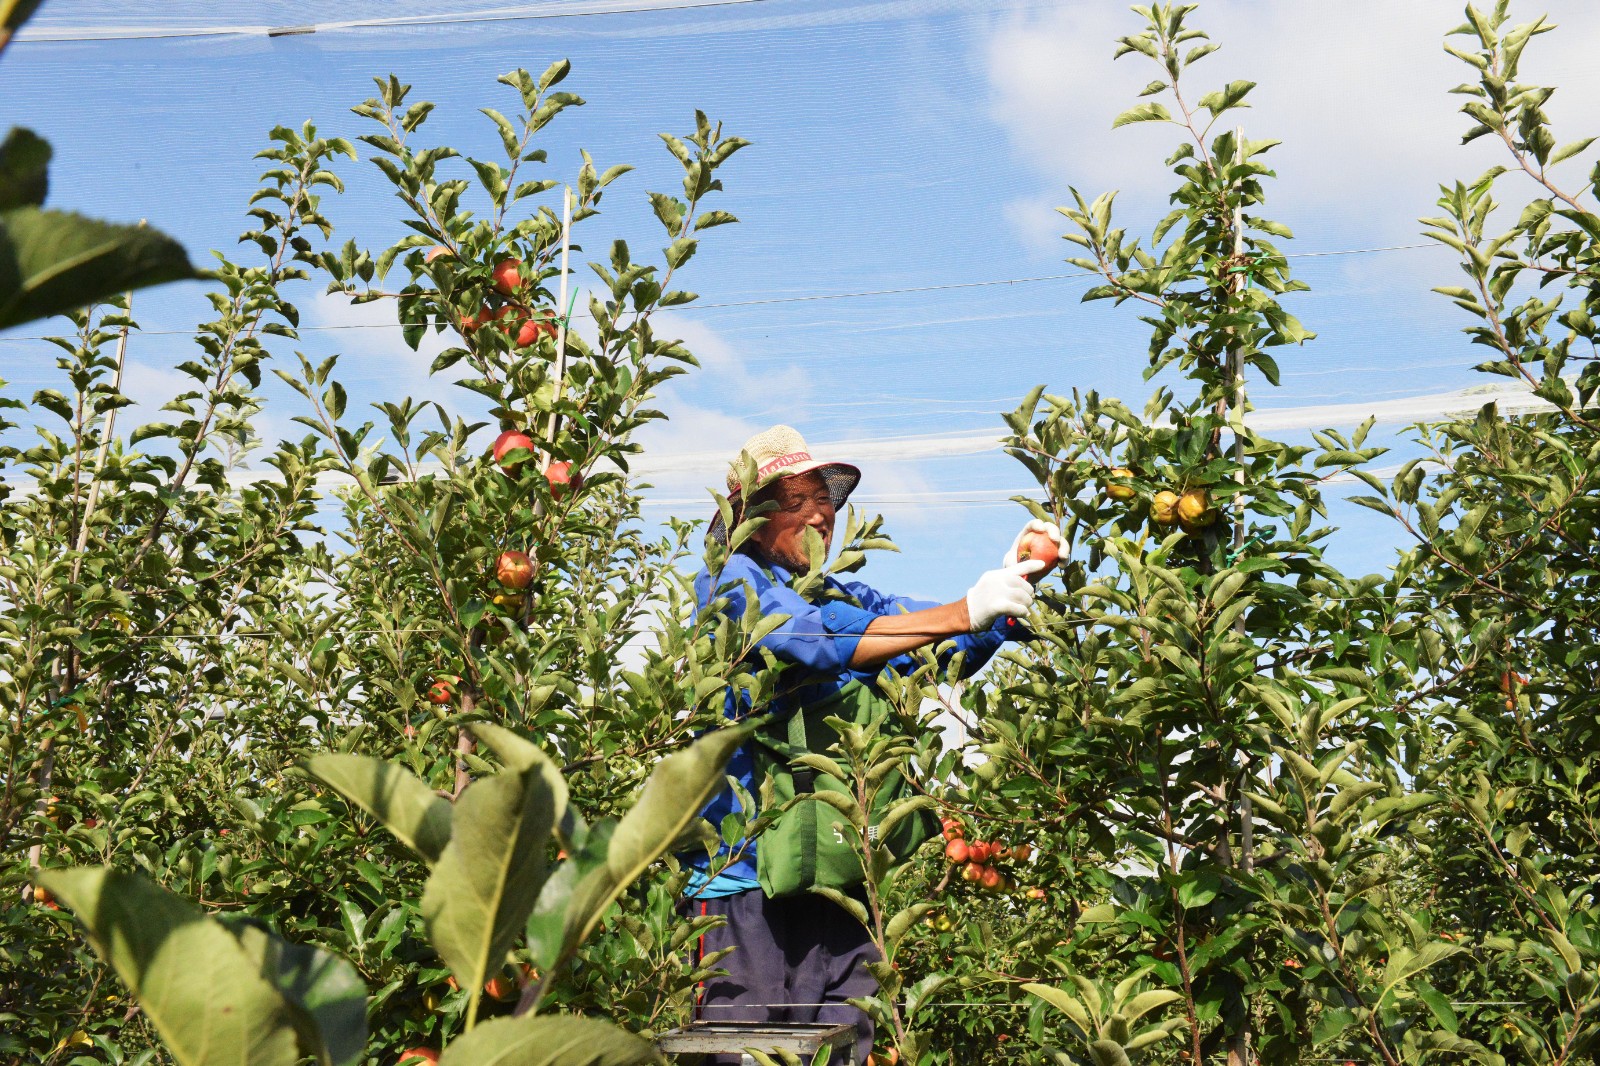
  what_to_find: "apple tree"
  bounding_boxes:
[3,59,778,1064]
[1350,4,1600,1061]
[905,6,1476,1065]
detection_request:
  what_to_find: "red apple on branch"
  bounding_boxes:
[492,258,523,295]
[492,430,536,473]
[495,550,536,590]
[399,1050,440,1066]
[514,316,549,347]
[545,460,583,500]
[426,676,461,705]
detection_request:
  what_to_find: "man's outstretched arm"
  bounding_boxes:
[847,560,1043,669]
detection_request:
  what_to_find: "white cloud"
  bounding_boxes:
[633,311,812,505]
[984,0,1600,256]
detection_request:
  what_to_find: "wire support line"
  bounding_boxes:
[13,0,781,44]
[0,243,1438,344]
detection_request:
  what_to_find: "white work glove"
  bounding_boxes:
[965,561,1044,631]
[1003,519,1065,568]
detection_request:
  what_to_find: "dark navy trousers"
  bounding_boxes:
[691,888,879,1064]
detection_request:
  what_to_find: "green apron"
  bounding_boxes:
[750,679,937,898]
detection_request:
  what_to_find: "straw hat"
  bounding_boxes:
[707,425,860,545]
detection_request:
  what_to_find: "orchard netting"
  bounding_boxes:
[5,0,1600,593]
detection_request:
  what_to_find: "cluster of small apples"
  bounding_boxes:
[1103,468,1220,533]
[420,434,593,704]
[400,964,537,1061]
[940,817,1036,895]
[442,961,537,1002]
[426,251,559,350]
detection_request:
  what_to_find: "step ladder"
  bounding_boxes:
[655,1021,859,1065]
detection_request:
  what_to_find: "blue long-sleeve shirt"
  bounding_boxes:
[686,551,1012,893]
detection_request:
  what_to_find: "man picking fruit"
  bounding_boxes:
[685,425,1062,1064]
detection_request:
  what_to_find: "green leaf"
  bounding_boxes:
[1199,79,1255,116]
[422,762,560,1005]
[808,885,869,927]
[524,725,752,982]
[1078,904,1116,924]
[1381,942,1464,998]
[1088,1039,1133,1066]
[1023,983,1092,1033]
[224,920,368,1066]
[0,127,50,210]
[1177,869,1220,909]
[1120,989,1181,1024]
[305,754,452,865]
[470,722,584,845]
[1416,981,1459,1034]
[0,207,195,329]
[1549,136,1595,166]
[36,867,299,1066]
[1112,102,1172,128]
[438,1015,660,1066]
[884,903,936,953]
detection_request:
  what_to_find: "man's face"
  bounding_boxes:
[748,471,834,572]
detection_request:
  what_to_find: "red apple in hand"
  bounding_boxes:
[1016,530,1059,580]
[493,430,535,472]
[495,550,536,590]
[492,258,523,295]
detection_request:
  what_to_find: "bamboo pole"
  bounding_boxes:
[1224,131,1253,1066]
[546,185,574,447]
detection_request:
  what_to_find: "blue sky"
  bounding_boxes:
[5,0,1599,603]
